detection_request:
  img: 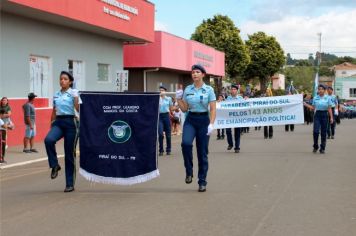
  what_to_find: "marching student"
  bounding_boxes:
[158,85,174,156]
[176,64,216,192]
[225,85,243,153]
[44,71,79,192]
[326,86,338,139]
[304,84,333,154]
[216,94,225,140]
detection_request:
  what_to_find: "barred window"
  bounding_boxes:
[350,88,356,97]
[98,63,110,82]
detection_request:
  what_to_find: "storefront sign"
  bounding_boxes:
[101,0,138,21]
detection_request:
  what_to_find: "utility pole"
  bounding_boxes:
[317,32,322,66]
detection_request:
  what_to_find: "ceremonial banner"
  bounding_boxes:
[214,94,304,129]
[79,92,160,185]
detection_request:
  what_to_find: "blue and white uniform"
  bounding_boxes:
[181,83,216,187]
[158,96,173,154]
[312,94,332,152]
[225,95,244,151]
[45,88,78,188]
[327,94,338,138]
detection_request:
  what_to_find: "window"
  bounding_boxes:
[350,88,356,97]
[342,71,347,75]
[97,63,110,82]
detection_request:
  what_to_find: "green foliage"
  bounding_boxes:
[245,32,285,91]
[283,66,315,93]
[295,60,312,67]
[191,15,250,78]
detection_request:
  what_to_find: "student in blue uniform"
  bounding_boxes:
[158,85,173,156]
[326,87,338,139]
[226,84,244,153]
[216,94,225,140]
[44,71,79,192]
[304,84,333,154]
[176,64,216,192]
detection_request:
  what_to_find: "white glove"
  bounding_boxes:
[334,109,339,116]
[176,89,183,100]
[207,124,214,136]
[71,89,79,97]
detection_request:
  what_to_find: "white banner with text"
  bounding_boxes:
[214,94,304,129]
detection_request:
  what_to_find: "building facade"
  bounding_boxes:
[123,31,225,93]
[1,0,155,145]
[333,63,356,101]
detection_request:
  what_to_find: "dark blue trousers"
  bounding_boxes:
[158,113,171,153]
[181,114,210,186]
[327,108,335,137]
[226,128,241,150]
[313,111,328,151]
[45,117,77,187]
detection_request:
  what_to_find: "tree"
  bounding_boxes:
[295,60,313,67]
[245,32,285,92]
[191,15,250,80]
[283,66,315,93]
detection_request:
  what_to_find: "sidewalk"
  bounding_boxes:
[0,140,64,169]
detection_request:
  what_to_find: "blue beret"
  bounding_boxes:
[231,84,239,90]
[318,84,327,89]
[159,85,167,91]
[191,64,206,74]
[60,71,74,82]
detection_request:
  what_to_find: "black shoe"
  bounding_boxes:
[185,175,193,184]
[313,148,318,153]
[221,136,225,139]
[217,137,220,140]
[269,136,273,139]
[234,149,240,153]
[64,186,75,192]
[23,149,31,153]
[159,152,163,156]
[166,152,171,155]
[30,149,39,153]
[227,146,233,150]
[198,185,206,192]
[51,165,61,179]
[320,150,325,154]
[331,136,334,139]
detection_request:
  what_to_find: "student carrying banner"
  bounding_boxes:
[44,71,79,192]
[303,84,333,154]
[225,84,243,153]
[176,64,216,192]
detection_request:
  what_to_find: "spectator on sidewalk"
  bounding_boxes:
[22,93,38,153]
[0,110,9,163]
[1,97,13,149]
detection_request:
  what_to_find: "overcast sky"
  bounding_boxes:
[151,0,356,59]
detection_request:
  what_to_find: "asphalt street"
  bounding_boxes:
[1,120,356,236]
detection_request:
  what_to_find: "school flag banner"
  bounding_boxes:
[79,92,160,185]
[214,94,304,129]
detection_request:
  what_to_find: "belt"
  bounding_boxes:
[57,115,75,118]
[189,112,208,116]
[315,110,327,113]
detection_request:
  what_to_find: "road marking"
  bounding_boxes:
[0,155,64,170]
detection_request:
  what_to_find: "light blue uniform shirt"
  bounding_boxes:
[183,83,216,112]
[159,96,173,113]
[312,95,332,111]
[226,95,244,101]
[53,88,76,115]
[327,94,338,108]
